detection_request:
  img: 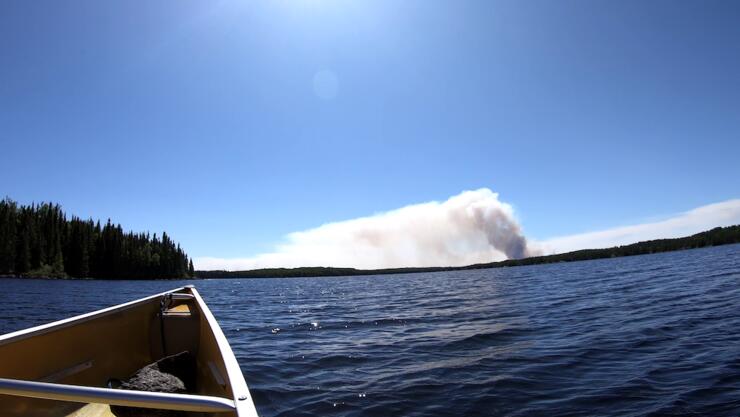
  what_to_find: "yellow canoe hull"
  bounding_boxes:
[0,286,259,417]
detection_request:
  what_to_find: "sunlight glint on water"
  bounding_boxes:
[1,244,739,416]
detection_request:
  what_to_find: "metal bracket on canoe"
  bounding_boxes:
[171,293,195,301]
[160,292,195,312]
[159,292,197,355]
[160,293,173,313]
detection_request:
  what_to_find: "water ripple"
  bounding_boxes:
[0,244,739,416]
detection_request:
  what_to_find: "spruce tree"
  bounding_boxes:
[0,198,193,279]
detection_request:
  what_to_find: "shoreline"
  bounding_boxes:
[3,226,738,281]
[197,226,739,279]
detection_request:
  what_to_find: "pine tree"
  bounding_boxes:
[0,199,18,274]
[0,198,193,279]
[15,223,30,274]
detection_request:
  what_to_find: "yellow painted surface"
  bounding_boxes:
[0,298,160,417]
[166,304,191,314]
[0,288,239,417]
[65,403,116,417]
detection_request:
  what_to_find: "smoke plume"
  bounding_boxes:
[196,194,740,271]
[196,188,535,270]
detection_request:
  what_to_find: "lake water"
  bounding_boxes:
[1,244,740,416]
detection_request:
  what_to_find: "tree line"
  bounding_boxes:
[477,224,740,268]
[0,198,194,279]
[197,225,740,279]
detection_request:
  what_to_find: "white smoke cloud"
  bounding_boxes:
[195,191,740,271]
[537,199,740,254]
[195,188,535,270]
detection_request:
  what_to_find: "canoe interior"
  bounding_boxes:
[0,287,240,417]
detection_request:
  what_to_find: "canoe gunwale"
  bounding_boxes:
[0,286,192,347]
[0,377,236,413]
[0,285,260,416]
[189,288,260,417]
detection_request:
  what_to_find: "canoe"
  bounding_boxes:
[0,286,259,417]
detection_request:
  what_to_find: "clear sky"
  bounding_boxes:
[1,1,739,267]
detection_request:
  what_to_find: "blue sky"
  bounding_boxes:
[1,1,739,266]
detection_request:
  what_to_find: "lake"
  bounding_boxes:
[1,244,739,416]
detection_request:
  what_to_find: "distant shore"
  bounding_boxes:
[196,225,740,279]
[3,225,737,281]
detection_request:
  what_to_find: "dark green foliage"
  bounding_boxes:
[197,225,740,279]
[0,198,194,279]
[485,225,740,268]
[199,266,361,279]
[0,199,18,274]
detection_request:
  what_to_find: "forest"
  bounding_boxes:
[0,198,194,279]
[197,225,740,279]
[2,196,737,281]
